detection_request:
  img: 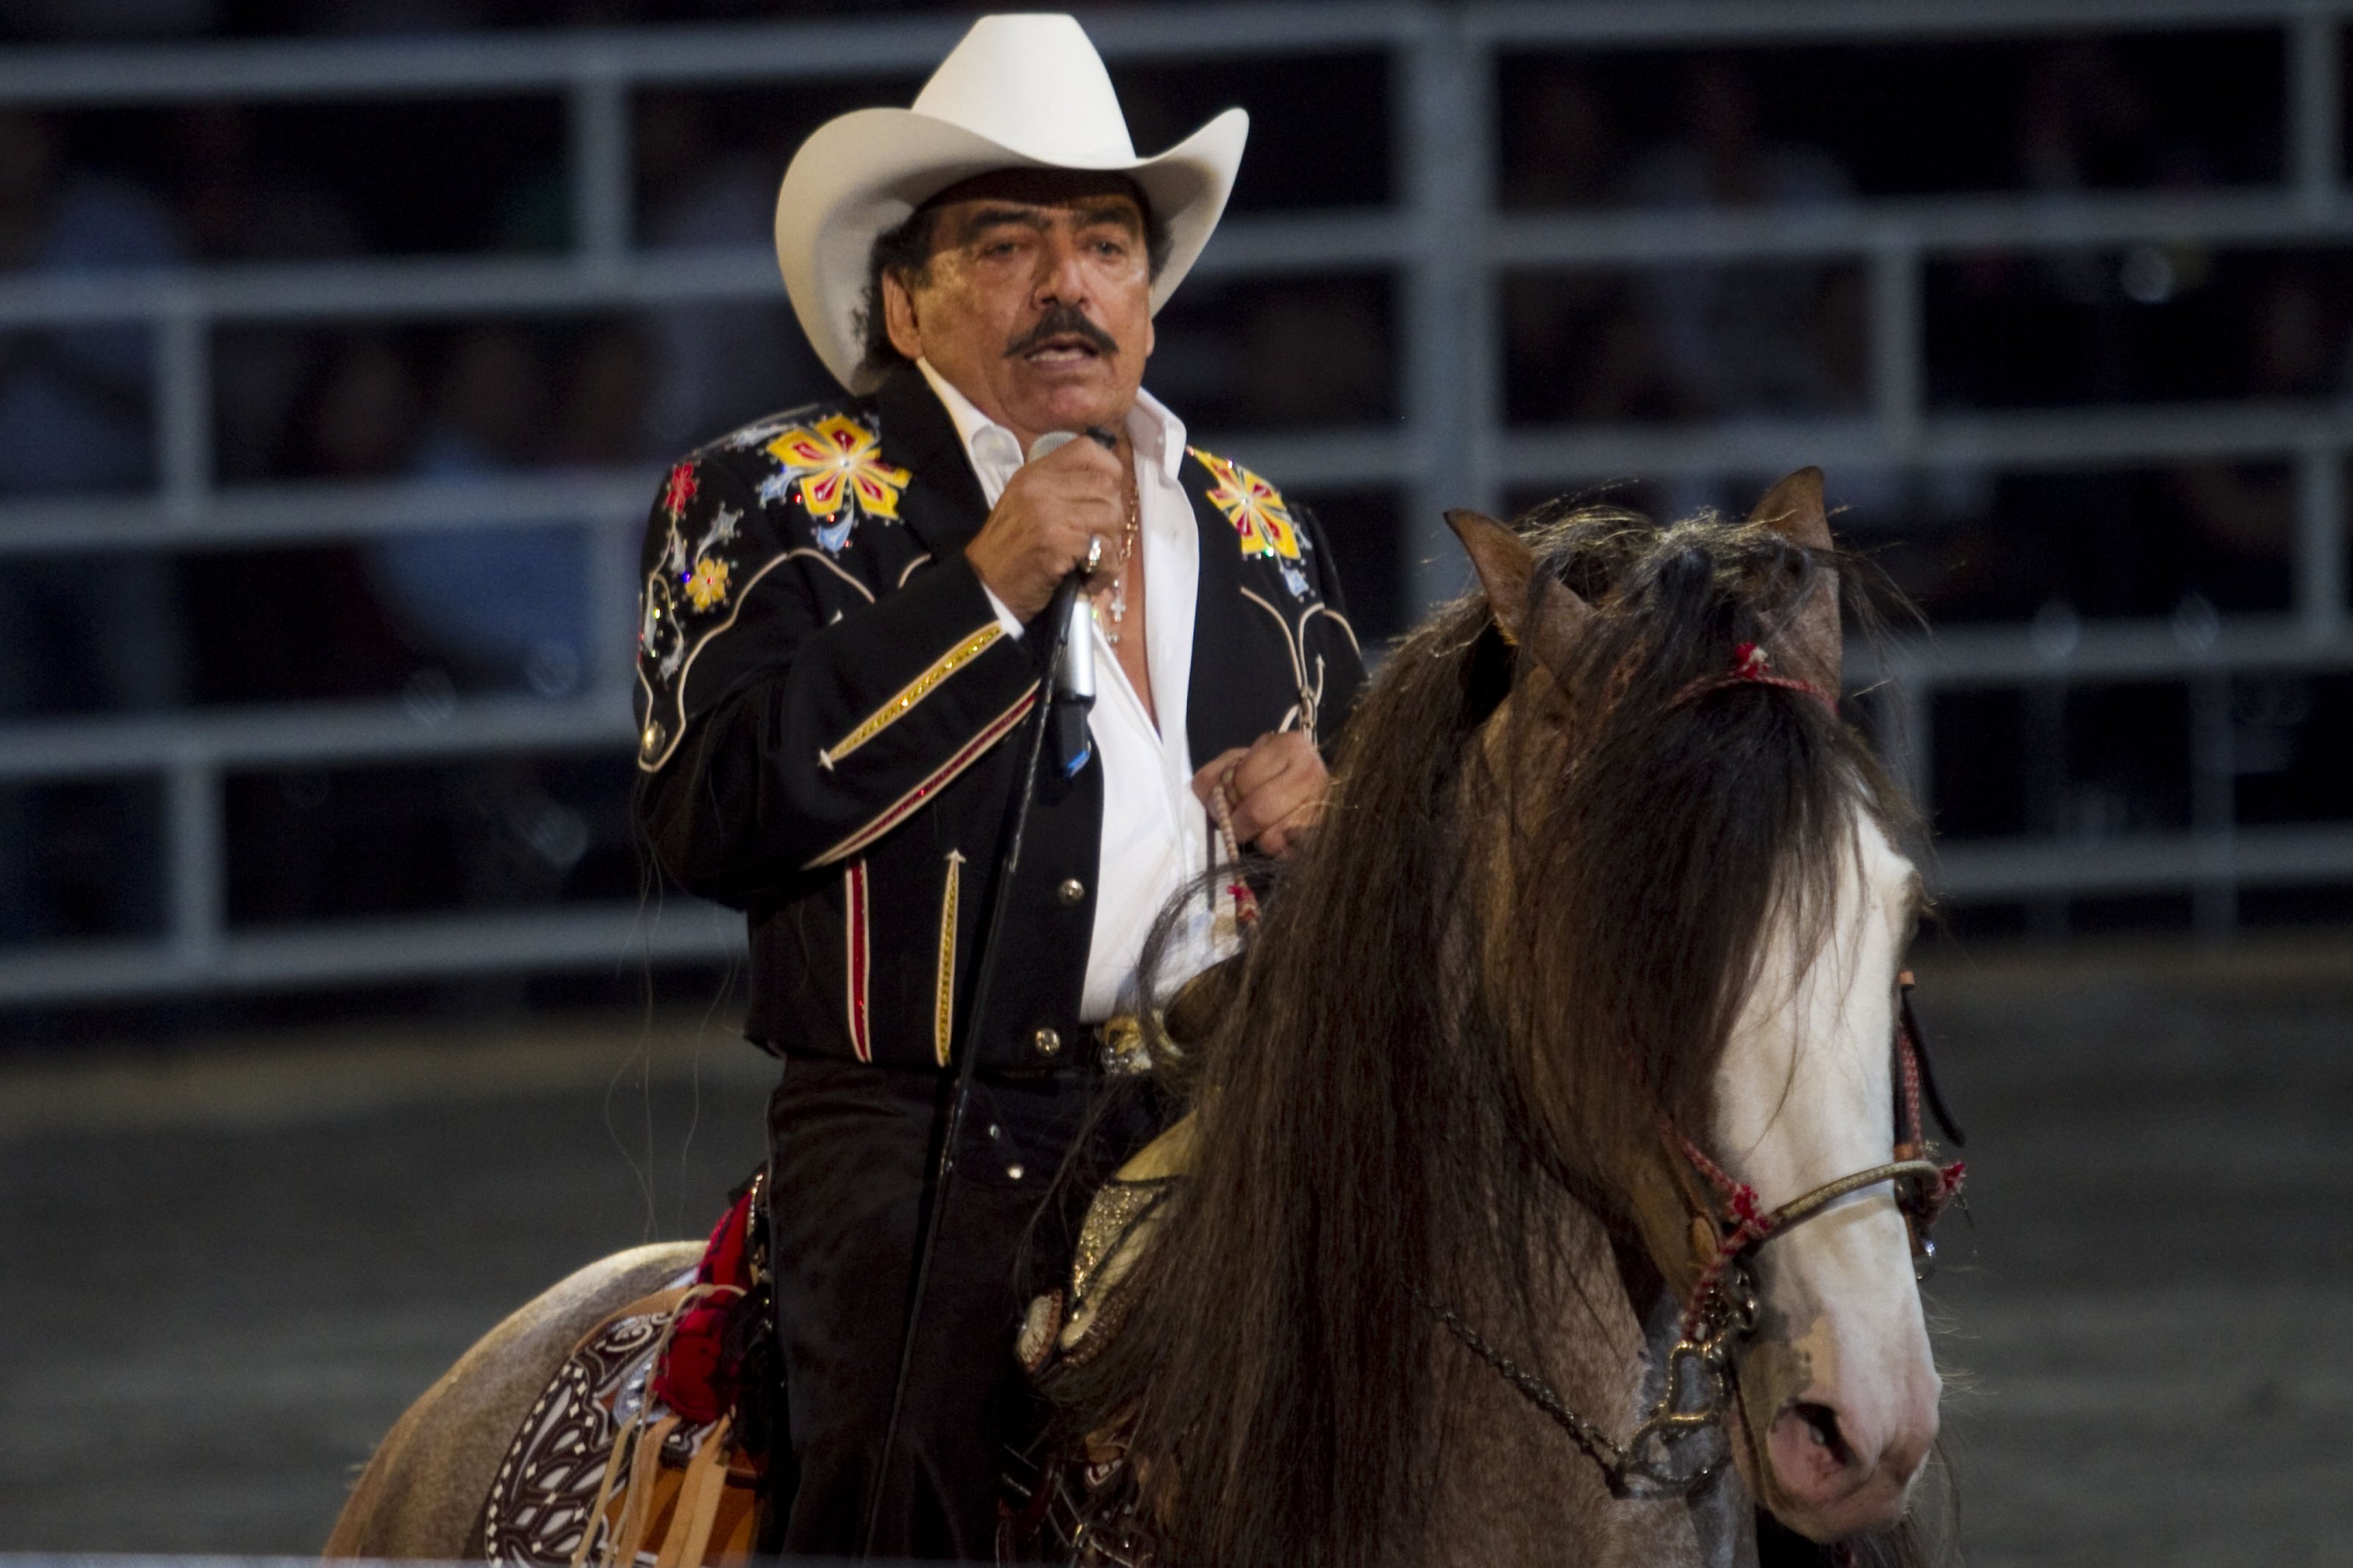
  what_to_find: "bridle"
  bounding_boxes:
[1434,645,1970,1501]
[1668,972,1968,1329]
[1435,983,1966,1499]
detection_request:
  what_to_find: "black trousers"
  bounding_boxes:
[764,1055,1147,1561]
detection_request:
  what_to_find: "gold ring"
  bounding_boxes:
[1083,534,1104,576]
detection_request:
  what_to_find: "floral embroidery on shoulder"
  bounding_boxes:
[757,412,913,555]
[647,462,744,606]
[638,457,750,766]
[637,401,907,770]
[724,412,801,451]
[1190,445,1303,564]
[1190,445,1318,598]
[683,554,732,610]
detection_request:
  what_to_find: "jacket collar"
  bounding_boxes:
[875,361,990,557]
[1179,447,1246,765]
[880,361,1262,751]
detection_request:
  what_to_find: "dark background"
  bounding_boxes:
[4,11,2352,984]
[0,4,2347,1563]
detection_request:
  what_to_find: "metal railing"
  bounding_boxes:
[2,0,2349,1006]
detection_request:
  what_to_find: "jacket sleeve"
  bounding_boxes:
[633,454,1040,909]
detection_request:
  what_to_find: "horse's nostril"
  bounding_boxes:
[1791,1401,1852,1467]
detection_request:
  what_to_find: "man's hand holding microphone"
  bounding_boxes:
[963,425,1329,857]
[964,428,1128,620]
[966,427,1124,777]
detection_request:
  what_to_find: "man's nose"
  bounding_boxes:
[1032,232,1091,307]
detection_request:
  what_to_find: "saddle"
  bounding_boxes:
[479,1178,773,1568]
[1004,1114,1199,1566]
[482,968,1235,1568]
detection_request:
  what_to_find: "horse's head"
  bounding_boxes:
[1452,471,1943,1544]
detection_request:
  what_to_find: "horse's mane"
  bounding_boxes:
[1057,503,1932,1568]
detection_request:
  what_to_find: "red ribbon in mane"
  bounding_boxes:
[1671,641,1835,710]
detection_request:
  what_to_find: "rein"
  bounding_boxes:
[1435,642,1968,1503]
[1428,1292,1743,1498]
[1668,984,1966,1338]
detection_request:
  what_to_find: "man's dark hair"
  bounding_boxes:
[854,186,1171,379]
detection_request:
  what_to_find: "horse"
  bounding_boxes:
[1035,470,1961,1568]
[324,1242,700,1558]
[326,470,1962,1567]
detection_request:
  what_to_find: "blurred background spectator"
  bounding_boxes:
[365,325,588,697]
[0,107,185,945]
[635,90,821,454]
[0,9,2343,986]
[1621,57,1860,419]
[0,107,178,496]
[1502,52,1868,457]
[177,103,363,264]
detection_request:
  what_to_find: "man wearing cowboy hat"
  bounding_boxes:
[632,14,1365,1555]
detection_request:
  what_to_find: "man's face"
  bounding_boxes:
[882,170,1154,448]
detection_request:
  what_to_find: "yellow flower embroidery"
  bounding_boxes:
[765,414,913,525]
[1190,447,1302,560]
[684,556,731,610]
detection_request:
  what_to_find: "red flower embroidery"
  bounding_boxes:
[661,461,699,520]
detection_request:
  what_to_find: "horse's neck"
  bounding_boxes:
[1421,672,1761,1568]
[1427,1189,1716,1568]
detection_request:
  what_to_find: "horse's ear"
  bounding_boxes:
[1746,467,1829,549]
[1745,468,1840,691]
[1446,508,1591,676]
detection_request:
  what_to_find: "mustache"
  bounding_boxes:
[1005,305,1120,359]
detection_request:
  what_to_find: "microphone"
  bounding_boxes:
[1023,425,1117,462]
[1024,427,1118,778]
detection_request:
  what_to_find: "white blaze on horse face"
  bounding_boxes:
[1711,812,1938,1542]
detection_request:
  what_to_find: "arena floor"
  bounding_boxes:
[1,934,2348,1565]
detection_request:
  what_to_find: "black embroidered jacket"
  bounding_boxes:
[634,365,1366,1072]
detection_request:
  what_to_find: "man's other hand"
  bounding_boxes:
[964,436,1128,621]
[1192,731,1329,860]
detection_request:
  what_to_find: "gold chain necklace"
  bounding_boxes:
[1105,472,1140,645]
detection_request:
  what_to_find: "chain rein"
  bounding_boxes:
[1427,1283,1757,1498]
[1428,1141,1960,1499]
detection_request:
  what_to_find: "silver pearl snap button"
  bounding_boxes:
[1007,1164,1026,1181]
[1032,1027,1062,1057]
[1057,878,1086,906]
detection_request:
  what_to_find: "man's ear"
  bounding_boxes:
[882,270,924,362]
[1743,467,1840,692]
[1445,509,1590,678]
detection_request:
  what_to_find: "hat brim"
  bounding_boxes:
[774,105,1248,393]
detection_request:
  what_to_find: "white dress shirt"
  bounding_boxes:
[917,359,1219,1022]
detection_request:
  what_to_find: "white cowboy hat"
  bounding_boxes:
[774,12,1248,393]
